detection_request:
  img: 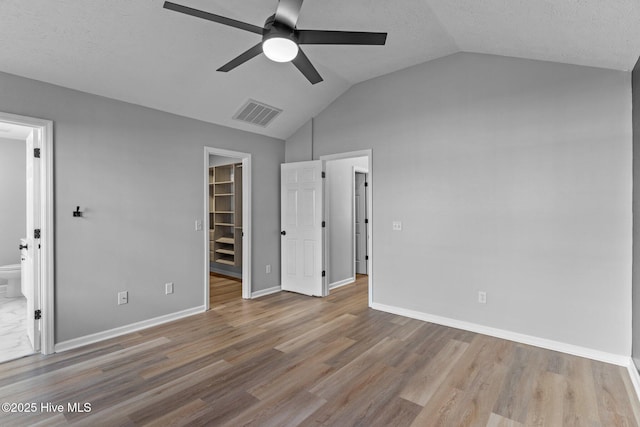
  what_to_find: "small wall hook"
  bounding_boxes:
[73,206,83,217]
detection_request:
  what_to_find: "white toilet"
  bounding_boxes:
[0,264,22,298]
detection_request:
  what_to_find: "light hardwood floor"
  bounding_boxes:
[0,275,638,426]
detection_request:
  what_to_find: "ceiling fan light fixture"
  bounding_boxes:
[262,36,299,63]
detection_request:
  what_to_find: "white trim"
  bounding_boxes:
[209,267,242,279]
[251,286,281,298]
[54,306,205,353]
[627,359,640,403]
[0,112,54,355]
[320,150,372,162]
[329,277,355,290]
[321,159,328,297]
[371,302,630,366]
[320,150,373,306]
[241,156,252,299]
[352,168,356,281]
[204,147,252,309]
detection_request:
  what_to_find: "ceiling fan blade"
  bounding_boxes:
[297,30,387,45]
[292,48,323,84]
[275,0,304,28]
[163,2,264,35]
[217,43,264,72]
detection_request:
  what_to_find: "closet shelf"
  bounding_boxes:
[210,162,243,267]
[215,249,235,255]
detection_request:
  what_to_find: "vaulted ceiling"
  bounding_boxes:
[1,0,639,140]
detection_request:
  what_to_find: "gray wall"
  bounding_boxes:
[285,119,312,162]
[633,56,640,367]
[310,52,632,356]
[0,71,284,343]
[0,137,26,267]
[325,156,368,286]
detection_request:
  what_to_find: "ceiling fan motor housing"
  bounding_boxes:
[263,15,298,44]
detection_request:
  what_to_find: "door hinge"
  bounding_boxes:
[321,171,326,178]
[365,219,368,224]
[34,229,41,239]
[322,221,326,228]
[322,270,326,277]
[34,148,40,158]
[35,310,41,320]
[365,182,368,187]
[366,255,369,260]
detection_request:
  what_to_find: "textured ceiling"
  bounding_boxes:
[0,0,639,140]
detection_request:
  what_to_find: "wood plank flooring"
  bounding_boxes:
[210,273,242,308]
[0,275,638,426]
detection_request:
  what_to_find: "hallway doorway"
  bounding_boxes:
[0,111,54,358]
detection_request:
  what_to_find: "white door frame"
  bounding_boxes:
[203,147,252,306]
[0,111,54,355]
[320,150,373,306]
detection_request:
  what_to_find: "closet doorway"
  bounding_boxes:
[204,148,251,308]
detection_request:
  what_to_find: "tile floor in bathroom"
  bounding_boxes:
[0,291,33,363]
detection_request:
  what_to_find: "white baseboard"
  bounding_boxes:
[210,267,242,279]
[251,286,281,299]
[626,359,640,404]
[54,305,206,353]
[371,302,629,366]
[329,277,355,290]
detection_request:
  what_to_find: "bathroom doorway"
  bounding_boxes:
[204,147,251,308]
[0,111,54,361]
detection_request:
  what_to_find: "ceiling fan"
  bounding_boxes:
[163,0,388,84]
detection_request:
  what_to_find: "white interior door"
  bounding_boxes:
[355,172,367,275]
[25,130,40,352]
[281,160,324,296]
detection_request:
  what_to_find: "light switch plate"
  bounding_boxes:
[392,221,402,231]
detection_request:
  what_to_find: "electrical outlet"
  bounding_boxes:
[118,291,128,305]
[195,220,202,231]
[478,291,487,304]
[266,264,271,274]
[392,221,402,231]
[165,282,174,295]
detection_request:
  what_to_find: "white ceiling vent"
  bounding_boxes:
[233,99,282,128]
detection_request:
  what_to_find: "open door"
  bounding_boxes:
[281,160,325,296]
[25,130,41,352]
[355,172,368,275]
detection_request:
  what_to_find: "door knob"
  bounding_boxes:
[19,244,28,250]
[281,230,286,235]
